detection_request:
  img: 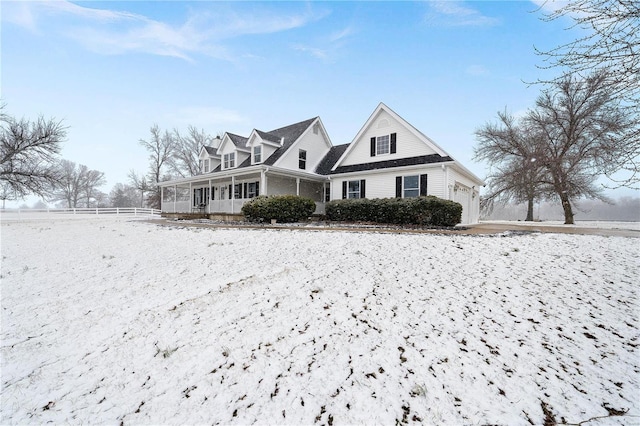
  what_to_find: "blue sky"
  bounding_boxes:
[3,0,631,205]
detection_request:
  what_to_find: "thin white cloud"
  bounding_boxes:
[466,64,489,76]
[424,1,500,27]
[2,1,326,61]
[168,107,247,130]
[293,25,355,63]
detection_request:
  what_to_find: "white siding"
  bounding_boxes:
[275,123,331,172]
[330,166,447,200]
[340,109,437,167]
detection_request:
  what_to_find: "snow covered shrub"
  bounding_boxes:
[325,196,462,226]
[241,195,316,223]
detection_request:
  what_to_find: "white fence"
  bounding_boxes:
[1,207,162,218]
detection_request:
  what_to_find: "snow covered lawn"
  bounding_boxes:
[2,217,639,425]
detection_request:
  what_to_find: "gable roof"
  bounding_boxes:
[227,133,249,148]
[263,117,318,166]
[203,146,217,156]
[315,144,350,175]
[332,102,450,171]
[254,129,282,145]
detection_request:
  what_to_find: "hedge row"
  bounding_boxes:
[241,195,316,223]
[325,196,462,227]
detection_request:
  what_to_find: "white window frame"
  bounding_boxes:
[299,149,307,170]
[347,180,361,199]
[376,135,390,155]
[403,175,419,198]
[253,146,262,164]
[224,153,235,169]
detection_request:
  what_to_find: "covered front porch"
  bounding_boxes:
[160,167,328,216]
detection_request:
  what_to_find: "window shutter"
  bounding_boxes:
[390,133,397,154]
[360,179,366,199]
[243,183,248,199]
[420,174,428,196]
[342,181,347,199]
[228,184,232,199]
[256,181,260,196]
[396,176,402,198]
[193,189,197,206]
[212,187,215,200]
[370,137,376,157]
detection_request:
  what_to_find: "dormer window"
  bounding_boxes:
[204,159,210,173]
[370,133,397,157]
[253,146,262,164]
[224,153,235,169]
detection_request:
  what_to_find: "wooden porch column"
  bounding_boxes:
[173,185,176,213]
[296,178,300,196]
[189,182,192,211]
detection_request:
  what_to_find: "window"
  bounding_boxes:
[396,174,427,198]
[204,159,210,173]
[247,182,259,198]
[220,185,226,200]
[299,149,307,170]
[224,153,235,169]
[234,183,242,199]
[376,135,390,155]
[348,180,361,199]
[403,175,419,198]
[370,133,396,157]
[253,146,262,163]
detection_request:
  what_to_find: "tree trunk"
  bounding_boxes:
[560,193,574,224]
[525,197,534,221]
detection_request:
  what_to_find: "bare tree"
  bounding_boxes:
[109,183,139,207]
[128,170,151,207]
[535,0,639,187]
[168,126,213,178]
[139,125,174,209]
[527,72,634,224]
[536,0,639,104]
[51,160,106,208]
[0,106,67,199]
[474,111,549,221]
[82,168,106,207]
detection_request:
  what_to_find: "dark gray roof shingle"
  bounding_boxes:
[315,144,350,175]
[263,117,317,166]
[330,154,453,174]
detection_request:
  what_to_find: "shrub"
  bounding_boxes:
[325,196,462,227]
[241,195,316,223]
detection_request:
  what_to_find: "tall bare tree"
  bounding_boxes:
[109,183,139,208]
[535,0,639,187]
[128,170,151,208]
[139,125,174,209]
[476,72,635,224]
[475,111,549,221]
[527,72,635,224]
[168,126,213,177]
[51,160,106,208]
[0,105,67,199]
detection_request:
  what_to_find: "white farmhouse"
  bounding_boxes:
[159,103,484,224]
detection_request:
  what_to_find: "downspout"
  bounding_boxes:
[442,164,449,200]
